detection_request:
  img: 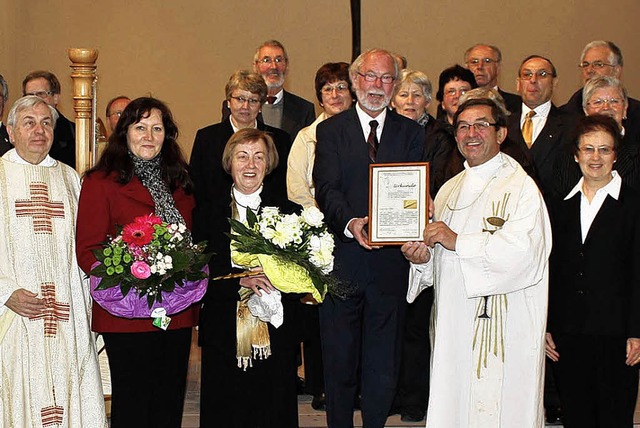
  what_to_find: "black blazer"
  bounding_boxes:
[221,90,316,140]
[507,104,578,199]
[0,124,11,156]
[190,119,291,202]
[313,108,424,296]
[498,88,522,114]
[50,110,76,168]
[548,185,640,338]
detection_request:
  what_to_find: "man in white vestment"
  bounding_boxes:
[0,96,106,427]
[402,95,551,427]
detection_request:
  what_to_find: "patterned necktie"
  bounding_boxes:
[522,110,536,148]
[266,96,277,104]
[367,120,379,162]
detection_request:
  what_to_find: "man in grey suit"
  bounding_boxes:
[508,55,577,201]
[222,40,315,140]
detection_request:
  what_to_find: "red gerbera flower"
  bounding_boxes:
[122,221,155,246]
[134,213,163,227]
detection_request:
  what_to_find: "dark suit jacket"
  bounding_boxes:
[548,185,640,338]
[498,88,522,114]
[190,119,291,202]
[76,170,198,333]
[0,124,11,156]
[50,110,76,168]
[507,104,578,199]
[313,108,424,296]
[221,90,316,140]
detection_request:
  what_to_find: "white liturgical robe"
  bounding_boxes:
[0,151,107,427]
[408,153,551,428]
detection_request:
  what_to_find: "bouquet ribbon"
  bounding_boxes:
[90,262,209,319]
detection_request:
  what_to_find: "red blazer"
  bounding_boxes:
[76,170,198,333]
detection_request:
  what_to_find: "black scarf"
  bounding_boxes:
[129,152,186,228]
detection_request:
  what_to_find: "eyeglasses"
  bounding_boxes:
[356,71,395,84]
[519,70,554,80]
[257,56,286,65]
[230,96,261,106]
[587,98,623,108]
[455,121,498,135]
[445,87,469,97]
[25,90,54,98]
[467,58,499,66]
[579,146,615,156]
[321,83,349,94]
[107,110,124,118]
[579,60,616,69]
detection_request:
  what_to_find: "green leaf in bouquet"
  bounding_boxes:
[90,263,109,277]
[171,251,190,271]
[120,282,133,297]
[94,274,121,290]
[246,208,258,228]
[228,218,252,236]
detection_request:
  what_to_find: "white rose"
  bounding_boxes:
[301,206,324,227]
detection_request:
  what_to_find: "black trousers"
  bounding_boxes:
[552,333,639,428]
[319,286,406,428]
[199,298,299,428]
[393,287,433,414]
[296,303,325,396]
[102,328,192,428]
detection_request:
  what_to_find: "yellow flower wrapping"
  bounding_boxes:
[231,251,326,303]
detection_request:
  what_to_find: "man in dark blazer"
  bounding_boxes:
[221,40,315,140]
[508,55,578,201]
[561,40,640,141]
[313,48,424,428]
[0,73,11,155]
[464,43,522,113]
[22,70,76,168]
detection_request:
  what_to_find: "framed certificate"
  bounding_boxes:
[368,162,429,246]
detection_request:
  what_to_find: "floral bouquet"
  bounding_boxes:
[227,206,348,303]
[89,214,211,318]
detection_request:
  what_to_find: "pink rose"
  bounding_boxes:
[131,261,151,279]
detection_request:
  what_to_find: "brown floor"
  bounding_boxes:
[106,328,640,427]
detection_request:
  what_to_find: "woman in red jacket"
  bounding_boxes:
[76,97,196,428]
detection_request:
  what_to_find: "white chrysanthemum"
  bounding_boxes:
[301,206,324,227]
[164,255,172,264]
[178,223,186,233]
[263,216,301,249]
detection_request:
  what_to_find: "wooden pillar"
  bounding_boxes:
[68,48,98,174]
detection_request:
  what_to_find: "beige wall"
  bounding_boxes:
[2,0,639,157]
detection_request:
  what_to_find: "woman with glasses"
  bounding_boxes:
[287,62,354,209]
[546,114,640,427]
[556,76,640,195]
[191,70,292,199]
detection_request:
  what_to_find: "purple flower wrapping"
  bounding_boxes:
[90,263,209,318]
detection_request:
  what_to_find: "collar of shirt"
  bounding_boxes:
[271,89,284,105]
[521,100,551,142]
[565,170,621,201]
[464,151,504,180]
[3,148,56,167]
[355,103,386,142]
[229,117,257,133]
[233,185,262,209]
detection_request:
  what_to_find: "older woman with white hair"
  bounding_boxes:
[557,76,640,194]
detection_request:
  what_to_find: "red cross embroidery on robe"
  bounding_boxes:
[41,404,64,427]
[29,283,70,337]
[15,182,65,234]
